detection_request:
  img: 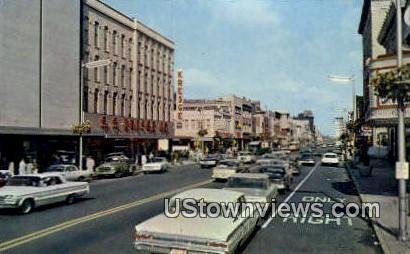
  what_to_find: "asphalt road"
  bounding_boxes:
[0,158,382,254]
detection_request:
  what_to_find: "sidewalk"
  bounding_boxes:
[347,158,410,254]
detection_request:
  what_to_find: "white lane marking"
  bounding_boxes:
[261,162,320,228]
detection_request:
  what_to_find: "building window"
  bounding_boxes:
[103,66,108,84]
[112,92,117,116]
[83,53,89,81]
[83,16,89,45]
[121,65,125,87]
[128,38,133,59]
[121,35,125,57]
[129,68,133,90]
[94,21,99,48]
[94,55,100,82]
[121,94,125,117]
[83,89,88,113]
[112,30,117,54]
[129,96,132,117]
[104,26,109,51]
[94,89,99,113]
[112,62,117,86]
[103,91,108,114]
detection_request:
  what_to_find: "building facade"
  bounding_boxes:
[82,0,175,160]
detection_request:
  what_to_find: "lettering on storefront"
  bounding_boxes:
[177,70,184,121]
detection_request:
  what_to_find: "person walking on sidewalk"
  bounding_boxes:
[18,158,26,175]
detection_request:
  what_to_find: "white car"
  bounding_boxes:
[199,155,219,168]
[44,164,93,181]
[142,157,169,173]
[237,151,256,164]
[297,154,315,166]
[321,153,339,166]
[0,173,90,214]
[212,160,244,181]
[134,188,259,254]
[224,173,277,205]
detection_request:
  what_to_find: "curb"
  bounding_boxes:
[344,161,391,254]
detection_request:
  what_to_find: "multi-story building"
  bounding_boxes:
[0,0,175,168]
[335,117,346,139]
[82,0,175,159]
[358,0,393,149]
[174,99,232,151]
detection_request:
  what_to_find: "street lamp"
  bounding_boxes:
[78,58,112,170]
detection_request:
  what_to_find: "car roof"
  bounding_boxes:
[229,173,269,179]
[173,188,243,203]
[323,152,337,156]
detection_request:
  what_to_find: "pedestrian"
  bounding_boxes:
[18,158,26,175]
[86,156,95,172]
[8,161,15,176]
[149,152,154,160]
[32,159,39,174]
[26,161,33,174]
[135,155,139,166]
[141,154,147,166]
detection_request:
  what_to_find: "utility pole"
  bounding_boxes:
[395,0,408,241]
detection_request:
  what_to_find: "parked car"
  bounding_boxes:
[142,157,169,173]
[321,153,339,166]
[212,160,245,181]
[0,170,11,187]
[248,165,292,192]
[237,151,256,164]
[199,154,220,168]
[44,164,93,182]
[297,153,315,166]
[0,173,89,214]
[95,155,135,178]
[224,173,277,205]
[134,188,259,254]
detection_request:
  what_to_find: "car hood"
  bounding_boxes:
[223,187,267,197]
[135,214,243,242]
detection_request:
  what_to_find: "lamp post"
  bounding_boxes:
[395,0,408,241]
[79,58,111,170]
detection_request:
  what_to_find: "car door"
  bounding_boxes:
[65,166,77,181]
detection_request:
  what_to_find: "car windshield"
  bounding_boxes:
[150,158,165,163]
[227,178,266,189]
[218,161,238,167]
[325,154,337,158]
[45,165,65,172]
[6,176,42,187]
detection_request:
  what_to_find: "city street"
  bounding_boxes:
[0,159,381,254]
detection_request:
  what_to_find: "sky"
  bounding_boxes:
[104,0,364,136]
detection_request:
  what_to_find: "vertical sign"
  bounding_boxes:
[177,70,184,125]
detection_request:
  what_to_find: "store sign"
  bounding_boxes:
[177,70,184,121]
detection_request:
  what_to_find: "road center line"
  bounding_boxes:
[261,162,319,228]
[0,179,213,252]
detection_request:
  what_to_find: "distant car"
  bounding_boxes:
[237,151,256,164]
[321,153,339,166]
[248,165,292,192]
[224,173,277,205]
[212,160,245,181]
[95,155,135,178]
[199,154,219,168]
[142,157,169,173]
[0,173,89,214]
[44,164,93,182]
[297,154,315,166]
[134,188,259,254]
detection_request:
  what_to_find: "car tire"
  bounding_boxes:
[20,199,34,214]
[114,172,122,178]
[66,194,77,205]
[78,176,85,181]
